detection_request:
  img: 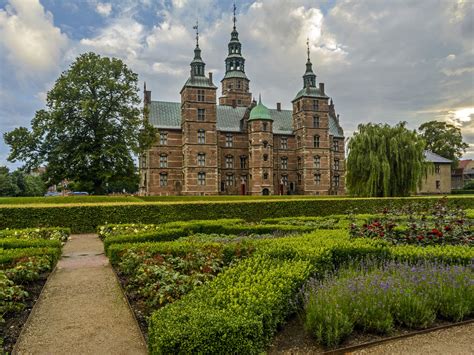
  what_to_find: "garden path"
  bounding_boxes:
[353,322,474,355]
[14,234,147,355]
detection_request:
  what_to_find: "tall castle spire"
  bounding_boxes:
[303,38,316,88]
[190,20,205,77]
[224,1,247,78]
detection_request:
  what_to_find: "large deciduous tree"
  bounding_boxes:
[346,122,427,197]
[419,120,468,167]
[4,52,155,194]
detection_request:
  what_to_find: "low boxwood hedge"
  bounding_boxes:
[1,196,472,233]
[0,247,62,266]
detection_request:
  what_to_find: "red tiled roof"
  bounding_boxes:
[459,160,472,169]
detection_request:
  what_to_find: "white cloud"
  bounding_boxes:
[96,2,112,17]
[0,0,68,73]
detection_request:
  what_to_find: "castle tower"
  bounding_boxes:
[248,96,274,195]
[291,40,331,194]
[180,22,218,195]
[219,3,252,107]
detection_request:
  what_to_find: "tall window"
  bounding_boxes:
[263,172,268,180]
[280,137,288,149]
[281,157,288,170]
[314,135,320,148]
[159,173,168,187]
[198,172,206,185]
[159,132,168,145]
[263,141,268,148]
[159,154,168,168]
[314,156,321,169]
[197,108,205,121]
[281,175,288,185]
[297,136,301,148]
[225,155,234,169]
[334,158,340,171]
[263,122,268,131]
[436,180,441,189]
[237,81,241,89]
[297,173,302,185]
[197,89,205,101]
[333,139,339,151]
[198,130,205,144]
[314,173,321,185]
[225,134,233,147]
[333,175,340,188]
[263,154,268,162]
[226,174,234,186]
[435,164,440,174]
[240,156,247,169]
[198,153,205,167]
[297,156,302,170]
[312,99,319,111]
[313,115,320,128]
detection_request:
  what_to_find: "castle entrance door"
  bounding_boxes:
[262,188,269,195]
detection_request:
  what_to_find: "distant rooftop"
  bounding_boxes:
[424,150,452,163]
[148,100,344,137]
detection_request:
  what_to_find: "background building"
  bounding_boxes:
[140,14,345,196]
[418,151,452,194]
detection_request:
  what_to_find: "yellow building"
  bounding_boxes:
[419,151,451,194]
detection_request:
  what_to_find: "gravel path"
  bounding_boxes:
[14,234,147,355]
[353,322,474,355]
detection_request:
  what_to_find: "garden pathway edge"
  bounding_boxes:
[13,234,147,355]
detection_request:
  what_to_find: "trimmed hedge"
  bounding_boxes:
[0,247,62,266]
[0,238,61,250]
[148,255,313,354]
[1,196,473,233]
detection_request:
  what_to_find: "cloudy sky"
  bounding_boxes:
[0,0,473,168]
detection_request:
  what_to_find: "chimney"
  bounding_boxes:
[144,89,151,105]
[319,83,325,94]
[208,72,213,85]
[276,102,281,111]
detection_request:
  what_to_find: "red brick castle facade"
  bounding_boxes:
[140,12,345,196]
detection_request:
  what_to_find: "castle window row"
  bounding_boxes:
[160,132,168,145]
[197,108,205,121]
[198,130,206,144]
[225,134,233,147]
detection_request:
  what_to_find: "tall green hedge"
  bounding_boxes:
[1,196,472,233]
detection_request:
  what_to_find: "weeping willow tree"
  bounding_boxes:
[346,122,427,197]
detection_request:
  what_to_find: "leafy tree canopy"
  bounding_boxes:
[0,167,46,197]
[4,52,155,194]
[347,122,427,197]
[418,121,468,167]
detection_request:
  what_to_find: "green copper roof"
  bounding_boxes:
[222,71,249,80]
[249,97,272,121]
[148,101,343,137]
[182,76,217,90]
[292,86,328,101]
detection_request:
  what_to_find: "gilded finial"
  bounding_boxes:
[233,1,237,29]
[193,20,199,47]
[306,37,310,61]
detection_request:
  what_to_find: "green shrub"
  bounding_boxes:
[148,255,313,354]
[0,238,62,250]
[0,227,70,242]
[1,196,473,233]
[0,247,61,267]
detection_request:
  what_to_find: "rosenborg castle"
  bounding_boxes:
[139,13,345,196]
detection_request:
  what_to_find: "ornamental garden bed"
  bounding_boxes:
[0,228,67,353]
[101,199,473,353]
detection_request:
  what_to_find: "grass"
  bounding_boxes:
[0,194,471,206]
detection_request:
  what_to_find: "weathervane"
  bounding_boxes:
[193,20,199,47]
[233,1,237,29]
[306,37,310,61]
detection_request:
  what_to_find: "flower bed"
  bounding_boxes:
[350,200,473,246]
[0,227,67,353]
[303,261,474,348]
